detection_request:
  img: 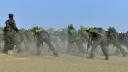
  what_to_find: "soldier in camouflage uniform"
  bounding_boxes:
[86,27,109,60]
[3,14,19,54]
[67,24,78,52]
[78,26,90,54]
[121,32,128,50]
[107,27,127,56]
[32,27,58,56]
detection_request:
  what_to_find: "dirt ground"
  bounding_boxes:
[0,54,128,72]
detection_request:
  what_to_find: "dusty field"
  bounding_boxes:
[0,54,128,72]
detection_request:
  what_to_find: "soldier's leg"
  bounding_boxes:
[8,36,15,55]
[117,45,127,56]
[67,39,75,53]
[78,44,85,54]
[114,42,127,56]
[24,40,30,51]
[36,41,42,55]
[3,41,9,54]
[86,40,92,57]
[90,41,98,59]
[16,44,22,53]
[67,41,72,52]
[45,39,58,56]
[3,35,9,54]
[8,44,15,55]
[100,45,109,60]
[76,39,85,54]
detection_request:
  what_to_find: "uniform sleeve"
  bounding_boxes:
[12,20,19,32]
[3,20,8,32]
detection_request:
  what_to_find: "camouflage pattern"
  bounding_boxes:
[3,14,18,54]
[32,27,58,56]
[107,27,127,56]
[119,33,128,49]
[86,27,109,60]
[78,26,90,54]
[78,26,89,44]
[67,24,80,53]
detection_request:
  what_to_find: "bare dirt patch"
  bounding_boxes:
[0,54,128,72]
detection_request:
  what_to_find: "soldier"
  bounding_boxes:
[3,14,19,54]
[67,24,78,52]
[107,27,127,56]
[78,26,90,54]
[86,27,109,60]
[32,27,58,56]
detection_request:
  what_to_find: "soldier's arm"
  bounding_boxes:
[11,20,19,32]
[3,20,9,32]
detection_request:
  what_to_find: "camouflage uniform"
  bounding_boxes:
[3,14,18,54]
[78,27,90,54]
[87,28,109,60]
[67,24,78,52]
[107,27,127,56]
[32,27,58,56]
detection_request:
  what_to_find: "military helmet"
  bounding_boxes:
[8,13,14,18]
[68,24,74,29]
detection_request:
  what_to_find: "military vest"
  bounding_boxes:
[4,20,16,32]
[4,20,16,36]
[89,29,106,40]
